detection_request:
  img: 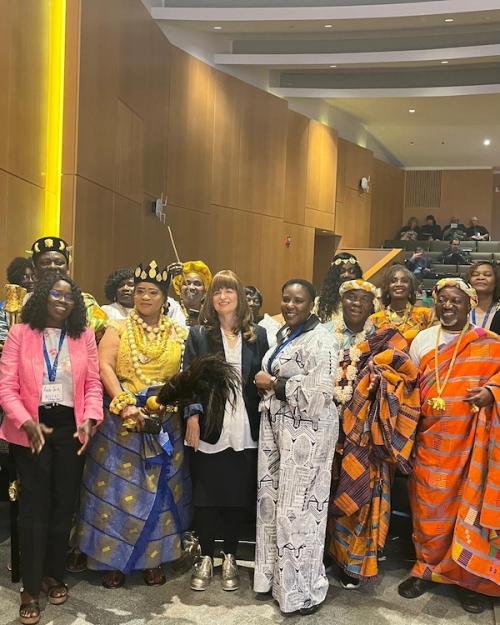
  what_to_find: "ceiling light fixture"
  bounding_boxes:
[441,60,449,64]
[484,139,492,146]
[324,24,333,28]
[444,18,454,23]
[213,25,222,30]
[329,65,337,68]
[408,108,416,113]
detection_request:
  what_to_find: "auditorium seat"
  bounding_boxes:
[429,240,450,252]
[469,251,493,262]
[436,264,459,276]
[477,241,500,252]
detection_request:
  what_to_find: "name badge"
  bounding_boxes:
[41,384,63,404]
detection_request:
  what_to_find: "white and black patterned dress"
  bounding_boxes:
[254,317,339,614]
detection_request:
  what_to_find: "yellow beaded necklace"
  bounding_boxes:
[427,323,469,412]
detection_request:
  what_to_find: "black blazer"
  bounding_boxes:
[183,325,269,444]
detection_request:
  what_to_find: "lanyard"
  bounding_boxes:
[43,328,67,383]
[266,324,305,373]
[471,304,495,329]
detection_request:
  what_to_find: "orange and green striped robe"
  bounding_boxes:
[410,326,500,596]
[327,328,420,580]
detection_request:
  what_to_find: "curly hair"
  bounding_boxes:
[381,264,417,307]
[317,253,362,322]
[199,270,256,343]
[22,273,87,338]
[465,261,500,303]
[245,285,263,306]
[6,257,33,285]
[104,267,134,302]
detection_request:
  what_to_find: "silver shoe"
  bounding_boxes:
[190,555,213,591]
[183,531,202,561]
[221,552,240,591]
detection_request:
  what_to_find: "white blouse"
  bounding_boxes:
[41,328,74,407]
[102,302,131,320]
[197,333,256,454]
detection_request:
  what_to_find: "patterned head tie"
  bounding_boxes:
[29,236,71,262]
[172,260,212,296]
[331,256,357,267]
[134,260,170,287]
[339,279,380,299]
[432,277,478,308]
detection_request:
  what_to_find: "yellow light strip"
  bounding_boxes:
[43,0,66,235]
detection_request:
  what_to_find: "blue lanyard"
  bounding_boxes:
[471,304,494,329]
[43,328,67,383]
[266,324,305,373]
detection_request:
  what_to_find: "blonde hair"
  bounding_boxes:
[199,270,256,342]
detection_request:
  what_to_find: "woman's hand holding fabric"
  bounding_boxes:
[75,419,95,455]
[185,414,200,451]
[22,419,53,454]
[120,405,146,431]
[254,371,275,392]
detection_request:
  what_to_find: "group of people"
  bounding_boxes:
[0,237,498,623]
[399,215,490,241]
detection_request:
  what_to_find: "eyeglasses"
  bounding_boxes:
[49,289,74,303]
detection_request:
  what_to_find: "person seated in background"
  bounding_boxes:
[101,268,134,320]
[419,214,442,241]
[440,238,470,265]
[442,217,467,241]
[398,217,420,240]
[245,286,264,323]
[466,217,490,241]
[405,246,433,277]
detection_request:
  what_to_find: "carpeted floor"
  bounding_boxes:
[0,504,497,625]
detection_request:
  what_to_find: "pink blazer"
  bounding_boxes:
[0,323,104,447]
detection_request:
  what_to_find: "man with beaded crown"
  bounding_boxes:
[398,277,500,614]
[77,260,191,589]
[325,279,420,590]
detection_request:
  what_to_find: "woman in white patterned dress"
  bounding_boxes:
[253,278,339,616]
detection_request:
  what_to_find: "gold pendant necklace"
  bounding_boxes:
[427,323,469,412]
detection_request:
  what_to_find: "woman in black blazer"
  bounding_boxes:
[183,270,268,593]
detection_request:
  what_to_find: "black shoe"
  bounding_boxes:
[299,603,322,616]
[339,570,360,589]
[398,576,434,599]
[456,588,485,614]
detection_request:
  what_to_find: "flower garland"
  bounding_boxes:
[126,309,186,386]
[332,314,368,405]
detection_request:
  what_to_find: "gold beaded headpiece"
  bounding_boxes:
[29,236,71,262]
[432,278,478,308]
[134,260,169,287]
[331,256,357,267]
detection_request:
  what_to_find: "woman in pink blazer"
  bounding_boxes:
[0,273,103,625]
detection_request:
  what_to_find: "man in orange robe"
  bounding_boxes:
[399,278,500,614]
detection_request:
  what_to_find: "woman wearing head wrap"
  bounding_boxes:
[326,279,420,590]
[316,253,363,322]
[254,279,339,616]
[369,264,434,345]
[77,261,190,589]
[399,278,500,614]
[171,260,212,327]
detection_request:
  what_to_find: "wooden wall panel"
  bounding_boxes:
[344,140,373,192]
[284,110,308,226]
[238,83,287,217]
[0,0,11,171]
[370,158,404,246]
[166,48,214,212]
[335,188,372,248]
[115,101,144,205]
[77,0,119,190]
[211,72,243,209]
[305,120,337,217]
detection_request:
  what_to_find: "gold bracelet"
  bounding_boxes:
[109,391,137,415]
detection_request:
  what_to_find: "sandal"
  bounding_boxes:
[19,599,40,625]
[41,580,68,605]
[102,570,125,589]
[65,551,87,573]
[143,567,166,587]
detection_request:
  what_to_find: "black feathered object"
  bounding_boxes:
[157,355,239,438]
